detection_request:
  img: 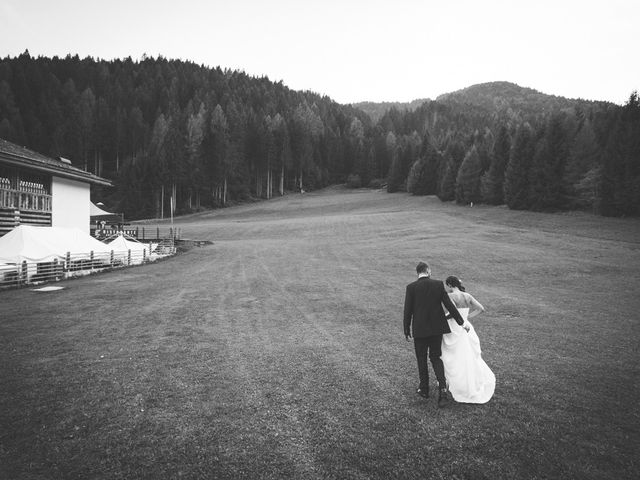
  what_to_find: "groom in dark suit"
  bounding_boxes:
[404,261,464,407]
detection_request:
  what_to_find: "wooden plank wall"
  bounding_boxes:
[0,208,52,237]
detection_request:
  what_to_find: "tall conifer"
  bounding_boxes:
[437,139,465,201]
[565,118,601,209]
[600,91,640,216]
[481,124,510,204]
[455,145,482,204]
[504,124,535,210]
[529,114,569,211]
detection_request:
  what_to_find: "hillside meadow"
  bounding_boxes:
[1,186,639,479]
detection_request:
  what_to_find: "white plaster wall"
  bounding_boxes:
[51,177,90,233]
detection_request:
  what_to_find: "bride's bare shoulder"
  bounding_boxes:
[463,291,484,310]
[448,291,466,305]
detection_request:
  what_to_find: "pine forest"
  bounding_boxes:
[1,52,638,219]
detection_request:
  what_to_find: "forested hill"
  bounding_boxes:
[0,52,372,218]
[375,82,638,217]
[353,82,611,125]
[1,53,638,218]
[436,81,613,119]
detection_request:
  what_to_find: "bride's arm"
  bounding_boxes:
[466,293,485,319]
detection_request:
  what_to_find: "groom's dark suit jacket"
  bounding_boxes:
[403,276,464,338]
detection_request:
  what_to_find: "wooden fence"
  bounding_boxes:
[0,240,176,290]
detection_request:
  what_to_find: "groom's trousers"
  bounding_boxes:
[414,335,446,390]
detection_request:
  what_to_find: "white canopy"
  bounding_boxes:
[90,202,113,216]
[105,234,152,265]
[107,234,149,255]
[0,225,112,264]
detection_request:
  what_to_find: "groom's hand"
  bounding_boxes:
[405,333,412,341]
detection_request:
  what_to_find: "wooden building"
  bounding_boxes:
[0,138,112,237]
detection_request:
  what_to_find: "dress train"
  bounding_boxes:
[441,308,495,404]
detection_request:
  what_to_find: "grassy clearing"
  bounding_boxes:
[1,186,639,479]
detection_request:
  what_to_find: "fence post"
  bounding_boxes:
[66,251,71,274]
[127,249,131,266]
[110,250,114,267]
[90,250,94,270]
[53,258,60,280]
[142,227,145,240]
[21,260,27,285]
[136,226,139,238]
[143,247,146,262]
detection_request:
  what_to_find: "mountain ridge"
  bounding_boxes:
[354,81,614,122]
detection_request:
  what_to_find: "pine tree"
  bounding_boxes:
[406,159,426,194]
[207,104,229,205]
[622,91,640,215]
[481,124,510,204]
[437,139,465,201]
[529,114,569,211]
[574,165,602,213]
[385,131,403,192]
[78,87,97,171]
[455,145,482,204]
[185,102,207,210]
[600,91,640,216]
[291,102,324,191]
[405,134,442,195]
[438,157,457,201]
[149,113,170,217]
[348,116,366,186]
[421,134,443,195]
[225,99,249,200]
[504,124,535,209]
[565,118,601,209]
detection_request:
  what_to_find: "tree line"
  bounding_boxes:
[0,53,638,218]
[380,86,639,216]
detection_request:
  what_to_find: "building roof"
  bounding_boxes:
[0,138,113,187]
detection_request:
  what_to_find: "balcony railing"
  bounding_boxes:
[0,188,52,212]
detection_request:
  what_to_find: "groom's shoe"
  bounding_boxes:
[438,387,450,408]
[416,388,429,399]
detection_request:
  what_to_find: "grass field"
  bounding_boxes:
[1,186,639,479]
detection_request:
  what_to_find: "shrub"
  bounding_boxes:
[346,174,362,188]
[367,178,386,189]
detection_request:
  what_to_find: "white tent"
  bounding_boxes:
[90,202,112,216]
[0,225,113,264]
[90,202,122,224]
[107,235,150,257]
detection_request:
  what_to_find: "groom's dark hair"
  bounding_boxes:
[416,262,429,274]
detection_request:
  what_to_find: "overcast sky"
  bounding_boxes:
[1,0,638,105]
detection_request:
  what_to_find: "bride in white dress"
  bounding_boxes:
[441,276,495,404]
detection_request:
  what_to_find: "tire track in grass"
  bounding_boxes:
[247,238,410,478]
[196,243,319,478]
[243,242,326,478]
[151,244,266,477]
[198,238,361,478]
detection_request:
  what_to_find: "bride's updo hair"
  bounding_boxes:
[445,276,465,292]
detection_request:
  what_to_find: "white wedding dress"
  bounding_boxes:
[441,307,495,404]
